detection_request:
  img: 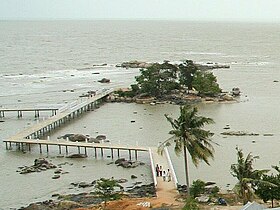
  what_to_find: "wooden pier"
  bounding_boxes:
[3,88,149,160]
[0,108,59,118]
[6,88,114,140]
[3,139,148,160]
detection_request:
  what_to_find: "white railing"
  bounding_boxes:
[148,148,158,188]
[164,147,178,188]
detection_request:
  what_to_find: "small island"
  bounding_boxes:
[109,60,238,105]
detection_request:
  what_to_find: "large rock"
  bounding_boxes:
[18,158,57,174]
[98,78,110,83]
[69,134,87,142]
[115,158,144,168]
[196,195,210,203]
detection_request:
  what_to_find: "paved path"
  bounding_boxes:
[150,147,180,206]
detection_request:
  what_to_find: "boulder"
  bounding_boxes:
[87,137,100,143]
[69,134,87,142]
[131,175,138,179]
[96,135,106,140]
[52,175,60,179]
[196,195,210,203]
[98,78,110,83]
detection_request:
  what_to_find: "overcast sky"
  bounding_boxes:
[1,0,280,22]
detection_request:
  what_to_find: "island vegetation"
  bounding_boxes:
[110,60,236,105]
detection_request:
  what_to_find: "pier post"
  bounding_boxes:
[84,147,87,156]
[5,142,8,150]
[117,149,120,158]
[78,146,80,154]
[111,148,114,159]
[129,149,132,160]
[101,148,104,157]
[39,144,42,153]
[46,145,49,153]
[135,150,138,160]
[66,146,68,155]
[94,148,97,158]
[59,145,61,154]
[28,144,31,151]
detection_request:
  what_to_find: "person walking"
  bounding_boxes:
[167,169,171,182]
[162,170,166,181]
[155,164,159,177]
[159,166,163,176]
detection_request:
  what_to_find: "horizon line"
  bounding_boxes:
[1,17,280,24]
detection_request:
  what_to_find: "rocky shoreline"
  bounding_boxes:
[20,182,156,210]
[116,60,230,70]
[107,91,237,105]
[17,158,153,210]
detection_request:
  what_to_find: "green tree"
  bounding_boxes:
[182,196,200,210]
[192,71,221,96]
[178,60,198,92]
[255,165,280,207]
[230,147,272,205]
[135,62,179,97]
[158,105,215,194]
[95,178,122,209]
[190,179,206,198]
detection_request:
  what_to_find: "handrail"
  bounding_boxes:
[148,148,158,188]
[164,147,178,188]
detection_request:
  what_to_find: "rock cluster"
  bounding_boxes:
[195,62,230,70]
[116,61,153,69]
[17,158,57,174]
[220,131,259,136]
[58,134,109,143]
[127,183,156,197]
[115,158,145,168]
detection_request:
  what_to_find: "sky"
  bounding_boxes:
[1,0,280,22]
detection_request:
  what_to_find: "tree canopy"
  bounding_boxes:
[134,60,221,98]
[230,147,273,204]
[158,105,215,194]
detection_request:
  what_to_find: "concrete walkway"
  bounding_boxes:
[150,147,180,206]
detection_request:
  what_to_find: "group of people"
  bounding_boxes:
[155,164,171,182]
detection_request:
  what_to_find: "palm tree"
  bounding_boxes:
[230,147,272,204]
[158,105,215,194]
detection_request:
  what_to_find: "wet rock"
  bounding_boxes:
[18,158,56,174]
[131,175,138,179]
[78,181,93,188]
[52,175,60,179]
[87,137,100,143]
[96,135,106,140]
[54,169,62,174]
[127,183,156,197]
[98,78,110,83]
[220,131,259,136]
[115,158,144,168]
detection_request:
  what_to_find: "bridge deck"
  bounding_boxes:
[150,147,179,204]
[4,139,148,152]
[7,88,114,140]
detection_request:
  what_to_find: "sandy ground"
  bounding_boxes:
[75,197,243,210]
